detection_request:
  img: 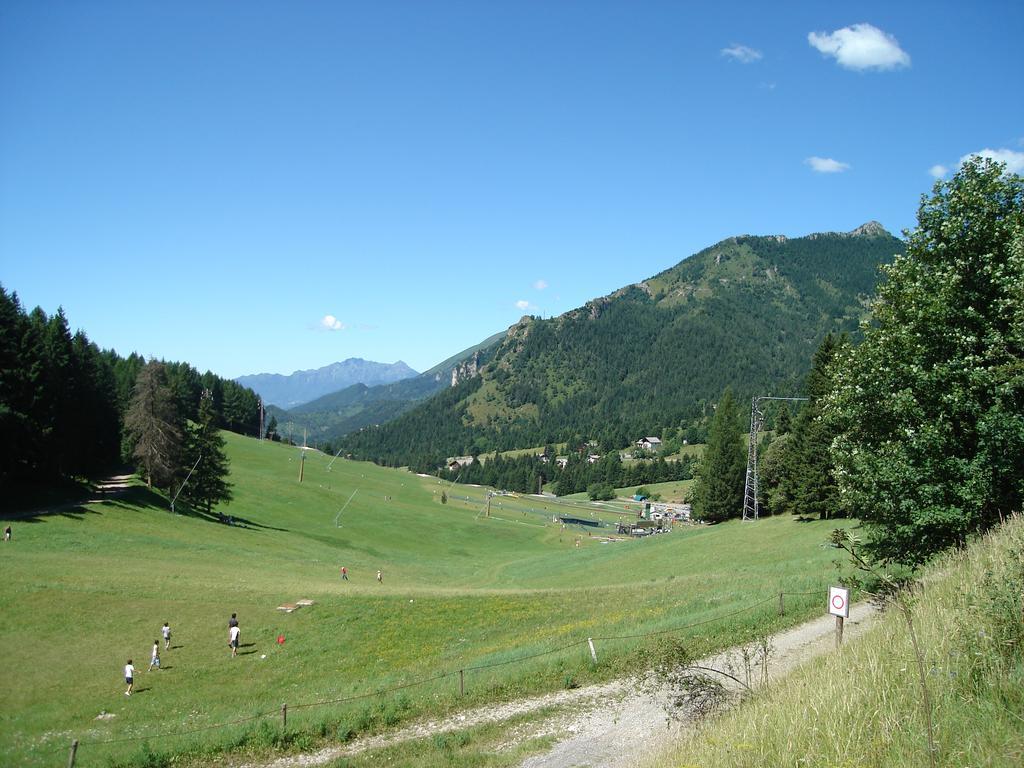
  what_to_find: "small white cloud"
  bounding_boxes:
[515,300,531,311]
[808,23,910,71]
[533,279,548,291]
[721,44,762,64]
[929,164,949,179]
[958,147,1024,174]
[320,315,345,331]
[805,156,851,173]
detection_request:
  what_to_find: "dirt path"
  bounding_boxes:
[6,474,135,520]
[237,601,878,768]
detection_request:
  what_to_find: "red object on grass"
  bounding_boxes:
[277,634,286,645]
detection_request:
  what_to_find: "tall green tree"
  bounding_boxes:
[125,361,183,490]
[763,335,845,519]
[691,388,746,522]
[826,158,1024,565]
[180,390,233,515]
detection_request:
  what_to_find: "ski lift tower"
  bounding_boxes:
[742,395,808,521]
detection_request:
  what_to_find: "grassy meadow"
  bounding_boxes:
[1,432,855,767]
[651,515,1024,768]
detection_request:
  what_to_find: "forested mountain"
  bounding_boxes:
[270,331,506,445]
[339,224,904,469]
[236,358,418,408]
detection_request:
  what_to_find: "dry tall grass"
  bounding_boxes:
[653,516,1024,768]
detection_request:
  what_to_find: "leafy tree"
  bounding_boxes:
[125,361,183,490]
[587,482,615,501]
[690,389,746,522]
[826,158,1024,565]
[180,390,233,515]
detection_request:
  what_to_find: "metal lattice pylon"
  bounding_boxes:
[742,395,808,521]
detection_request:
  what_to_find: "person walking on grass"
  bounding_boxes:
[148,640,160,671]
[124,659,136,696]
[376,569,382,584]
[340,566,348,581]
[229,612,238,629]
[162,621,171,650]
[229,623,240,657]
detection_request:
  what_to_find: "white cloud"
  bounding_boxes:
[929,164,949,179]
[320,314,345,331]
[805,156,851,173]
[721,44,762,64]
[808,23,910,71]
[533,279,548,291]
[958,147,1024,174]
[515,299,538,312]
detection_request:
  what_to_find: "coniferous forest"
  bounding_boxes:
[338,225,904,470]
[0,286,261,501]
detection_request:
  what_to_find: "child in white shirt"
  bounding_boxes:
[124,659,136,696]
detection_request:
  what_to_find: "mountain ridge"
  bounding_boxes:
[337,223,904,467]
[236,358,419,408]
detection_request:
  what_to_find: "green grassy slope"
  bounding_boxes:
[653,516,1024,768]
[1,432,855,767]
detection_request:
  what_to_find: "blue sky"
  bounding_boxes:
[2,1,1022,379]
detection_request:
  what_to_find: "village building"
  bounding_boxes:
[635,437,662,452]
[445,456,475,471]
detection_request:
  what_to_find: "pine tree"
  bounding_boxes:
[181,390,233,516]
[125,361,183,490]
[691,389,746,522]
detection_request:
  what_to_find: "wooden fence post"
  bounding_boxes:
[67,739,79,768]
[281,703,288,729]
[835,615,845,648]
[459,669,465,696]
[779,592,785,616]
[588,637,598,664]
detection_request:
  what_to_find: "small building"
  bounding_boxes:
[446,456,475,471]
[617,519,665,536]
[636,437,662,452]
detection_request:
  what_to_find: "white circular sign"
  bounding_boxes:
[828,586,850,618]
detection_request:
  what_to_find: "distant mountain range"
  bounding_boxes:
[236,358,419,408]
[266,332,505,444]
[337,223,905,467]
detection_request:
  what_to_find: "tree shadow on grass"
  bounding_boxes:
[174,506,288,533]
[3,483,289,533]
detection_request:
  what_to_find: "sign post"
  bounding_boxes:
[828,586,849,648]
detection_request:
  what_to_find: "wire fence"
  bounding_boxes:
[55,587,828,765]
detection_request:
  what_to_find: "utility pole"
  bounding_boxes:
[258,398,265,442]
[742,396,808,521]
